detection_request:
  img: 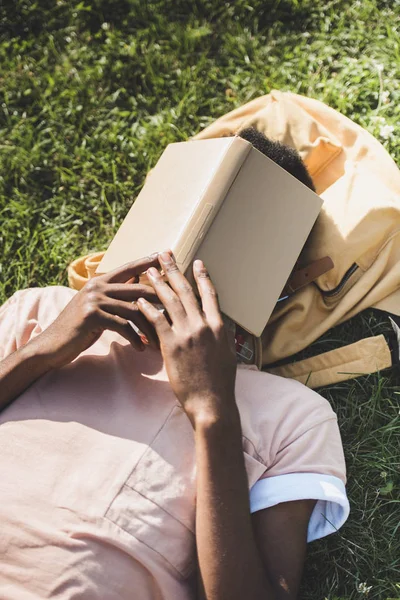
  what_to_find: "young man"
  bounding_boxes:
[0,134,349,600]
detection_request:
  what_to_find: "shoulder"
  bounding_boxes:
[236,365,335,427]
[2,286,77,317]
[235,367,340,467]
[237,369,349,541]
[0,287,77,354]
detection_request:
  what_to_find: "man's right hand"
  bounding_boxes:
[35,255,162,370]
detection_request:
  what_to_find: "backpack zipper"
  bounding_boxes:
[321,263,359,297]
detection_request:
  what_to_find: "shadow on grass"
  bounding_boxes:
[2,0,325,39]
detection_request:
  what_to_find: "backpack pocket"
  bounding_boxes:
[317,263,363,306]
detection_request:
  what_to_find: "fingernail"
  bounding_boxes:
[160,251,173,264]
[194,259,204,271]
[137,297,146,305]
[147,267,159,279]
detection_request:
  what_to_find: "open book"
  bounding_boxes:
[98,136,322,336]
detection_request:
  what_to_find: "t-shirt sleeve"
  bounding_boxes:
[0,290,39,360]
[249,418,349,542]
[0,287,76,361]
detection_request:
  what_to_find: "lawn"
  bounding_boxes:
[1,1,399,598]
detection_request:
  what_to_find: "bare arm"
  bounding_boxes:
[138,253,314,600]
[0,339,54,412]
[195,411,316,600]
[251,500,316,599]
[194,407,273,599]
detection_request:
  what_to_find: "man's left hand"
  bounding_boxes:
[137,252,237,427]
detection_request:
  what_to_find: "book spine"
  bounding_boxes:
[175,138,251,273]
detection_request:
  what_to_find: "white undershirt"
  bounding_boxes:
[250,472,349,542]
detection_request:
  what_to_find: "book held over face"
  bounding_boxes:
[98,136,322,337]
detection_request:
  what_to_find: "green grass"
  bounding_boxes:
[1,1,399,598]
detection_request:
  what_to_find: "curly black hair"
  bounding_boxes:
[238,127,316,192]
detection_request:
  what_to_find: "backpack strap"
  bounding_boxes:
[282,256,334,296]
[265,334,395,389]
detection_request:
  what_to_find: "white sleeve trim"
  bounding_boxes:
[249,473,350,543]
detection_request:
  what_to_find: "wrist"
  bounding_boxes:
[187,396,241,432]
[193,402,243,461]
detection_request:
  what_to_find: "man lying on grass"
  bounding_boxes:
[0,133,349,600]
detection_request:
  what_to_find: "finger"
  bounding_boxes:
[102,299,159,348]
[97,310,145,352]
[146,266,187,325]
[104,252,171,284]
[193,260,223,326]
[129,310,160,348]
[137,298,171,340]
[104,283,159,302]
[158,251,201,317]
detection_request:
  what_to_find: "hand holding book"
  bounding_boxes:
[137,252,237,427]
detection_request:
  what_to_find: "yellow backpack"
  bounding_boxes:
[68,91,400,388]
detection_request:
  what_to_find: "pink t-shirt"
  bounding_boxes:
[0,287,348,599]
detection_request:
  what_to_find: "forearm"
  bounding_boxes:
[194,401,274,600]
[0,339,53,411]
